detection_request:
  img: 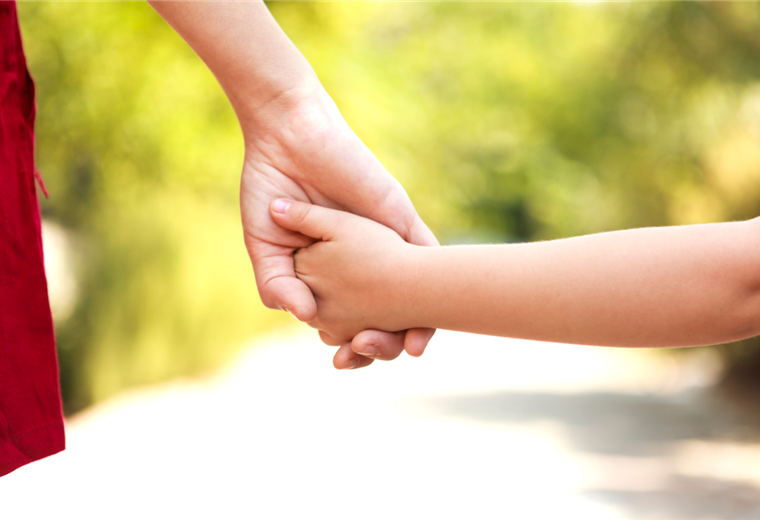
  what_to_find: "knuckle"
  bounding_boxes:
[257,287,276,309]
[294,203,312,227]
[258,284,286,311]
[260,295,279,311]
[378,340,404,357]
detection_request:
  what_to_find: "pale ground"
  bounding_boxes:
[3,329,760,520]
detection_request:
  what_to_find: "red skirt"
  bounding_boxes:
[0,0,65,477]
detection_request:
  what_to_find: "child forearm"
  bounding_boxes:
[270,200,760,348]
[407,219,760,347]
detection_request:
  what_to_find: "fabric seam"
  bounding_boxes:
[0,422,63,449]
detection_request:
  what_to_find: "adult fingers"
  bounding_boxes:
[408,214,440,248]
[404,328,436,357]
[350,329,406,361]
[261,274,317,322]
[319,330,345,347]
[333,342,374,370]
[363,181,438,248]
[248,239,318,322]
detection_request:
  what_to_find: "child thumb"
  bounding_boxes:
[269,199,340,240]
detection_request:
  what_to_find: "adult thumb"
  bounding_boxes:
[270,199,344,241]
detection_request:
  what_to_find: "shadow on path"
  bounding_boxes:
[587,476,760,520]
[412,389,760,519]
[414,390,760,456]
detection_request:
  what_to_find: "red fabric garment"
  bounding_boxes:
[0,0,65,477]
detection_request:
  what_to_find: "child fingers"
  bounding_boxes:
[333,343,374,370]
[404,327,436,357]
[269,199,345,241]
[351,329,405,361]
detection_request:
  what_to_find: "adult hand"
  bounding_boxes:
[148,0,436,368]
[240,86,438,369]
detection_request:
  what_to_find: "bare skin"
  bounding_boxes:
[148,1,438,369]
[271,199,760,349]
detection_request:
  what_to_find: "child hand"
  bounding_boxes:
[269,198,419,348]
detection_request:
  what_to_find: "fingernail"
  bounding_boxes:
[272,199,291,214]
[343,359,358,370]
[356,345,378,357]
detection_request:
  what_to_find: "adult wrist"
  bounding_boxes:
[232,71,324,136]
[238,79,345,156]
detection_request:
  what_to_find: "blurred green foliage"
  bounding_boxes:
[18,2,291,414]
[270,1,760,242]
[18,2,760,412]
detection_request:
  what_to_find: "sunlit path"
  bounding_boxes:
[2,330,758,519]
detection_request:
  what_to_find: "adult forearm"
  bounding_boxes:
[148,0,320,131]
[410,219,760,347]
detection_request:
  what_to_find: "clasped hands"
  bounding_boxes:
[240,88,437,370]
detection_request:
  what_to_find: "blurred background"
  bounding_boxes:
[5,2,760,518]
[19,0,760,414]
